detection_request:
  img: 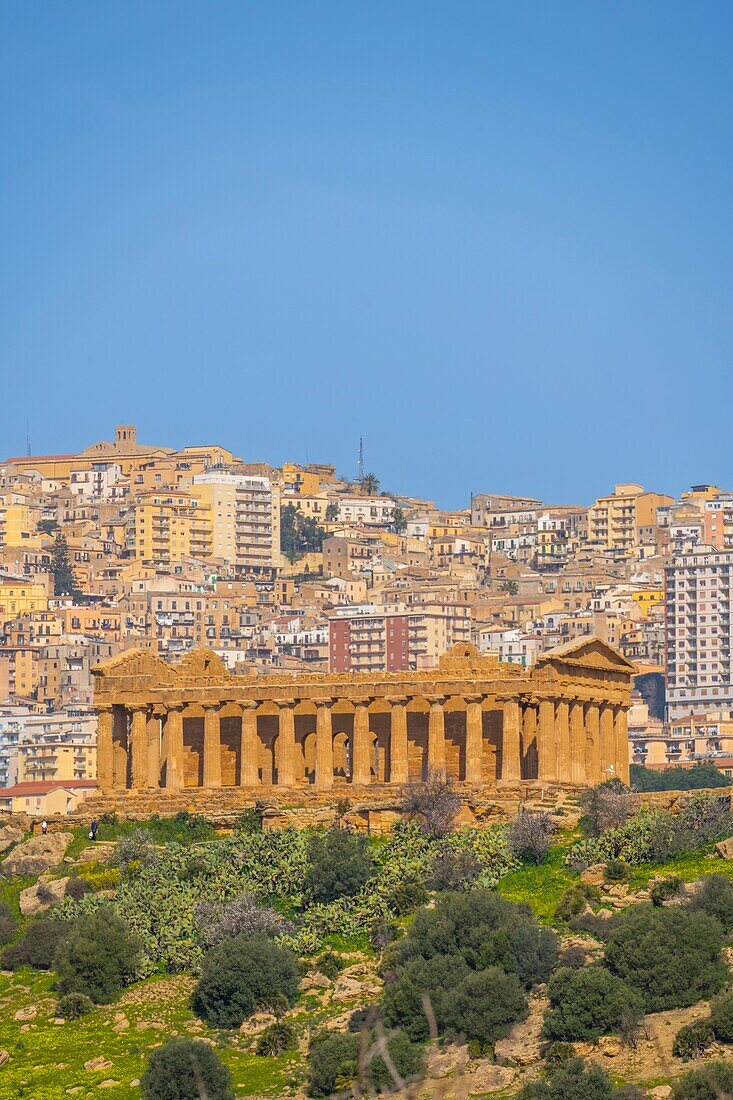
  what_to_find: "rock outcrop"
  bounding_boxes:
[1,832,73,876]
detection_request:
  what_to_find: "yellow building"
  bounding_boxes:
[0,579,49,625]
[588,484,674,552]
[126,491,211,565]
[0,499,44,550]
[281,463,336,496]
[0,780,98,817]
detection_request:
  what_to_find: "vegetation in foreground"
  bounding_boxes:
[2,782,733,1097]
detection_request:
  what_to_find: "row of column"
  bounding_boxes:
[97,695,629,791]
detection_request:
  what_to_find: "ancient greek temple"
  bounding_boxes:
[92,640,633,794]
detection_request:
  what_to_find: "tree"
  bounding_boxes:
[51,533,81,597]
[440,966,528,1045]
[195,892,293,947]
[688,874,733,933]
[673,1019,715,1060]
[54,907,139,1003]
[381,953,471,1041]
[603,905,727,1012]
[543,967,644,1042]
[710,990,733,1043]
[518,1056,641,1100]
[403,769,462,838]
[498,579,519,596]
[579,779,635,835]
[280,504,325,563]
[307,1032,359,1097]
[325,502,339,522]
[390,507,407,534]
[304,829,374,903]
[192,933,298,1029]
[2,916,72,970]
[360,473,380,496]
[507,808,556,865]
[141,1037,235,1100]
[630,762,732,791]
[672,1061,733,1099]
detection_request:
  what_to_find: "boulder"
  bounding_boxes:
[332,964,383,1003]
[716,837,733,859]
[0,1049,10,1066]
[580,864,607,885]
[1,832,73,876]
[85,1057,113,1072]
[75,842,116,865]
[239,1012,276,1035]
[467,1063,516,1093]
[14,1005,37,1021]
[19,876,70,916]
[647,1088,673,1100]
[0,826,25,855]
[299,970,331,992]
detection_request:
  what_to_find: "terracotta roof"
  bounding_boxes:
[0,780,97,797]
[4,454,76,464]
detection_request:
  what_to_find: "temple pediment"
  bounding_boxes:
[92,647,179,686]
[538,637,636,674]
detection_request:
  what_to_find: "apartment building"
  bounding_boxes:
[588,484,674,553]
[334,495,396,527]
[665,546,733,719]
[0,706,96,788]
[126,490,211,565]
[192,469,281,573]
[329,603,471,673]
[0,576,49,626]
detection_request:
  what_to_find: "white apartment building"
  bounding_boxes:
[665,546,733,719]
[335,496,396,527]
[0,706,97,787]
[193,469,281,573]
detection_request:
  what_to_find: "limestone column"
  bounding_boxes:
[614,706,630,785]
[202,706,222,788]
[501,698,522,781]
[315,701,334,788]
[240,702,260,786]
[600,704,616,782]
[585,703,602,785]
[569,701,586,785]
[146,710,162,788]
[276,700,296,786]
[538,699,557,781]
[352,702,372,785]
[427,696,446,775]
[465,696,483,783]
[521,703,538,780]
[555,700,572,784]
[130,707,148,789]
[386,697,409,785]
[97,707,114,790]
[164,706,184,789]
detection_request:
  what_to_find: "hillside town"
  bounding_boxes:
[0,423,730,815]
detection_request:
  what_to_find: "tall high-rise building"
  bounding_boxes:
[665,546,733,719]
[192,470,281,574]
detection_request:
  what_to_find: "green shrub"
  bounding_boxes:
[605,859,630,883]
[518,1055,638,1099]
[396,889,558,990]
[568,911,620,941]
[543,967,644,1042]
[650,876,682,906]
[672,1060,733,1099]
[307,1031,359,1097]
[580,780,635,835]
[256,1020,296,1056]
[554,888,588,924]
[387,876,428,915]
[710,989,733,1043]
[2,917,72,970]
[543,1041,575,1069]
[631,763,732,792]
[689,874,733,932]
[64,877,91,901]
[507,808,556,865]
[558,945,587,970]
[192,932,298,1029]
[604,905,727,1012]
[140,1037,234,1100]
[365,1030,424,1093]
[382,953,470,1040]
[0,901,18,945]
[54,907,139,1003]
[78,864,120,891]
[304,829,374,903]
[57,991,94,1019]
[316,951,345,982]
[440,965,528,1044]
[673,1019,714,1060]
[112,828,158,873]
[428,847,482,892]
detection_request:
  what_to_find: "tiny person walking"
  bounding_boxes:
[90,820,99,842]
[41,819,48,835]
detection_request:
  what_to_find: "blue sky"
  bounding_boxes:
[1,2,731,508]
